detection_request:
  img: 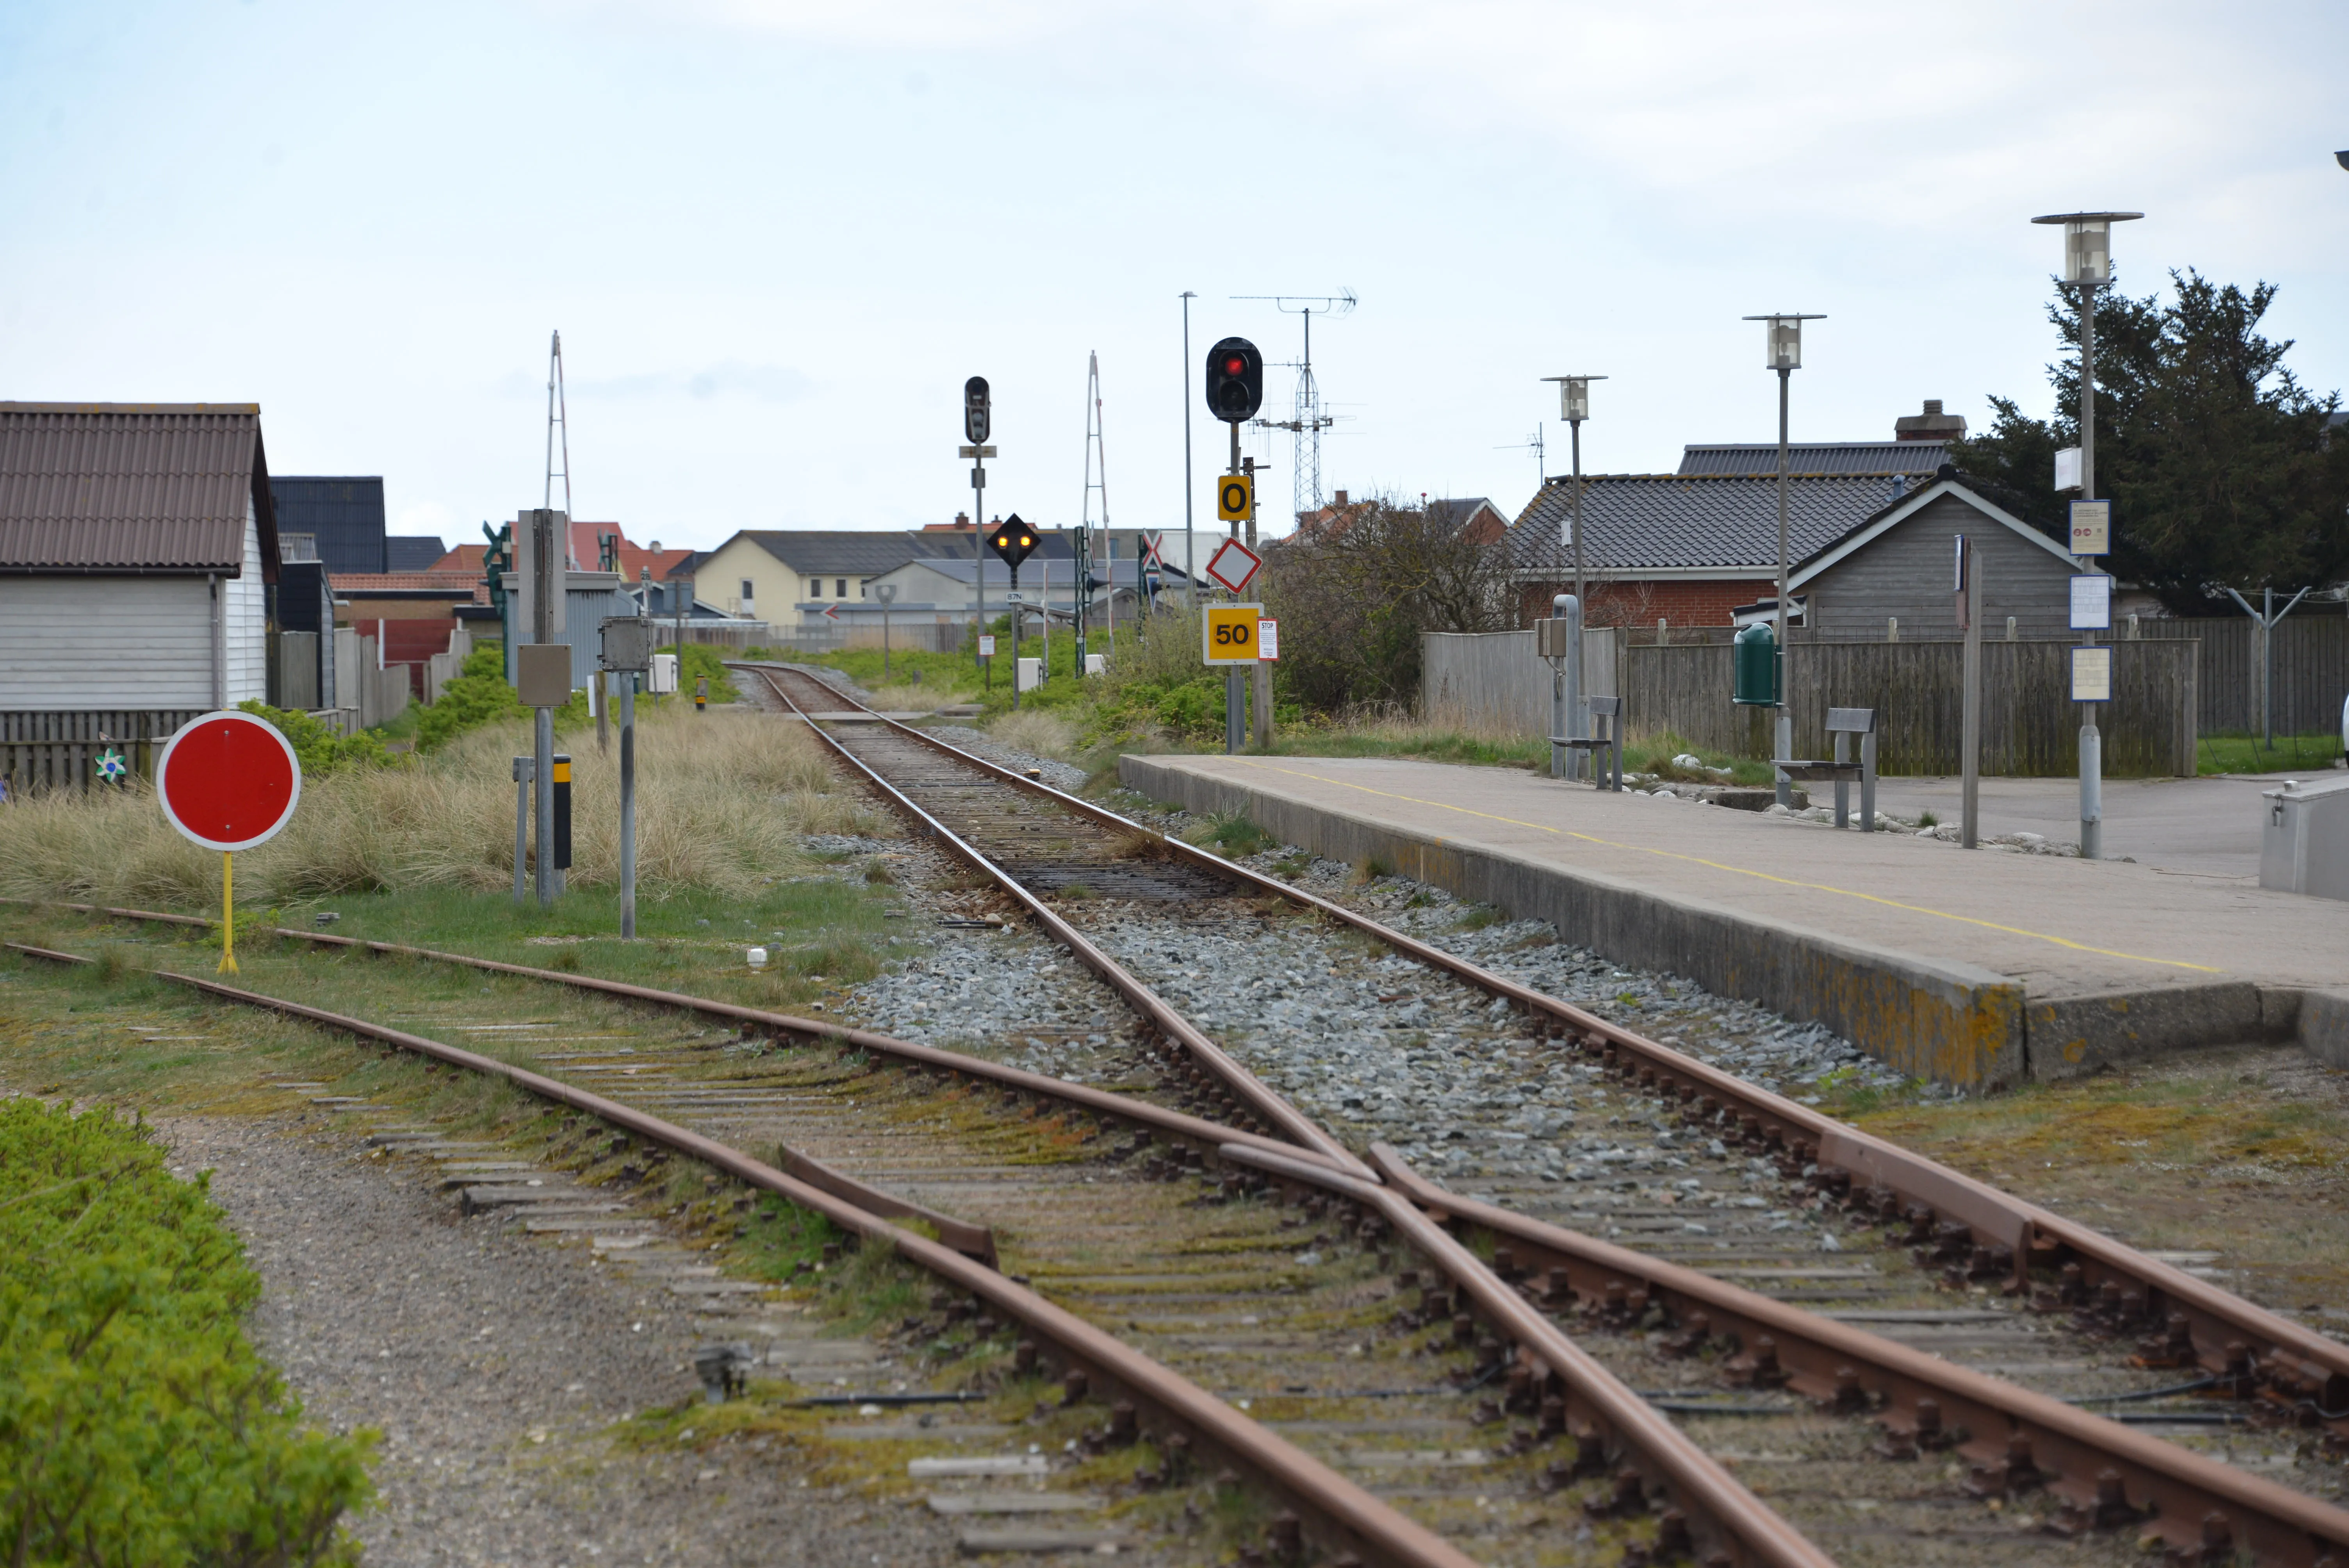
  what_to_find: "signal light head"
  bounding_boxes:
[1204,336,1264,425]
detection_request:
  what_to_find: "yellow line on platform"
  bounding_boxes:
[1232,759,2221,975]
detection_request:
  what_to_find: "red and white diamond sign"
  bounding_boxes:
[1204,538,1262,595]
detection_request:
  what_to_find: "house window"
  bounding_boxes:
[835,578,848,598]
[741,578,754,602]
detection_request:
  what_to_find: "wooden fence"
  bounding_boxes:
[0,709,206,795]
[1618,639,2198,776]
[2128,615,2348,736]
[1422,629,1618,736]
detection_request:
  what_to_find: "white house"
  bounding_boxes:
[0,403,283,787]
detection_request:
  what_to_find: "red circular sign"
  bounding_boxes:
[156,711,303,852]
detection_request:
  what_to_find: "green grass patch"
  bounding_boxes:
[0,1098,377,1566]
[2196,730,2346,776]
[1183,809,1270,859]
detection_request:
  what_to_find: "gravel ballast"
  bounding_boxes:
[164,1114,959,1568]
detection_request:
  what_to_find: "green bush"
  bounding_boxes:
[412,643,588,751]
[0,1099,376,1565]
[660,643,739,704]
[234,702,390,779]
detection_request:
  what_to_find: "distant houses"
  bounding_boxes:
[1494,405,2083,635]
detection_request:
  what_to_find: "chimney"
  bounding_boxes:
[648,539,661,552]
[1894,399,1968,442]
[1333,489,1348,507]
[955,511,970,529]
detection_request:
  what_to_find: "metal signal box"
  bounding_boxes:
[599,615,653,673]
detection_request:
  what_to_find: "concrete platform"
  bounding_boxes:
[1119,754,2349,1087]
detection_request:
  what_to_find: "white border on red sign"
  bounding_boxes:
[155,711,305,852]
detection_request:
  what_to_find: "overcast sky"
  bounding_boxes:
[4,1,2344,555]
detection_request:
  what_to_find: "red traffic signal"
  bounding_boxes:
[986,513,1037,572]
[1205,336,1263,423]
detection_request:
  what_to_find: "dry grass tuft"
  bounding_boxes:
[985,709,1079,761]
[0,709,879,907]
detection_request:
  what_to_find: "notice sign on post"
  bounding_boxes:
[2071,645,2113,703]
[1257,618,1280,661]
[1202,603,1262,665]
[2070,573,2112,631]
[978,635,997,657]
[2069,499,2111,556]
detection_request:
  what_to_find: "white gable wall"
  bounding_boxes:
[224,495,268,703]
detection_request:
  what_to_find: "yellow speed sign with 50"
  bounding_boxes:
[1201,603,1262,666]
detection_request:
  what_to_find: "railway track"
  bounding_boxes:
[5,665,2344,1565]
[738,659,2349,1565]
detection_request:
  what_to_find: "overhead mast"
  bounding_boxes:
[545,330,576,566]
[1080,351,1114,666]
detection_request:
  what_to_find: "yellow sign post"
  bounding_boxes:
[1216,472,1254,525]
[1202,603,1262,666]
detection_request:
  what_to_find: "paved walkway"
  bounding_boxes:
[1866,773,2333,881]
[1154,755,2349,998]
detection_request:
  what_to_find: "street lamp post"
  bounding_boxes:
[1541,374,1605,778]
[1743,313,1825,807]
[875,581,897,681]
[2032,210,2141,862]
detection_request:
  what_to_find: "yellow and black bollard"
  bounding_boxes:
[551,753,572,895]
[694,676,707,713]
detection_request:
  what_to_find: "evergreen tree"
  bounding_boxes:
[1953,270,2349,613]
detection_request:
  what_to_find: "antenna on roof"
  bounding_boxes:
[1234,290,1356,525]
[1078,350,1113,667]
[544,331,576,565]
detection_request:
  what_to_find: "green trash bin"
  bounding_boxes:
[1733,622,1780,706]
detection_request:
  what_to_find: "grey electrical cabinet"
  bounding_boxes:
[2259,773,2349,901]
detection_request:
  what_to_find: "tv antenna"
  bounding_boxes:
[544,330,576,565]
[1079,350,1114,657]
[1235,289,1355,523]
[1495,425,1546,495]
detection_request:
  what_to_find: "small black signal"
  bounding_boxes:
[986,513,1037,572]
[1204,337,1263,424]
[964,376,991,444]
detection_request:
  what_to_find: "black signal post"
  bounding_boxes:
[961,376,996,680]
[1204,337,1264,755]
[987,515,1038,710]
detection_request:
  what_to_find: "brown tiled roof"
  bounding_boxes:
[330,571,487,598]
[0,403,278,578]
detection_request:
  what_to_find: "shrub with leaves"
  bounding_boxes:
[0,1099,376,1566]
[233,702,391,780]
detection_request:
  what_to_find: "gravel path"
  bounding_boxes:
[162,1114,961,1568]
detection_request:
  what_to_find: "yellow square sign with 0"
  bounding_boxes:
[1202,603,1262,666]
[1216,472,1254,524]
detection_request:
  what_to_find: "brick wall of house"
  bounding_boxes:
[1518,577,1774,629]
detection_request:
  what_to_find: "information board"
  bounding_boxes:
[2071,645,2112,703]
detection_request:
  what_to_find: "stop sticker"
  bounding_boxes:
[157,711,303,852]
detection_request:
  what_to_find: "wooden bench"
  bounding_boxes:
[1553,695,1624,792]
[1777,706,1878,830]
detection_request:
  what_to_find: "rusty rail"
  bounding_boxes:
[1224,1143,1837,1568]
[1,939,1474,1568]
[1365,1146,2349,1568]
[0,898,1341,1178]
[729,663,2349,1445]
